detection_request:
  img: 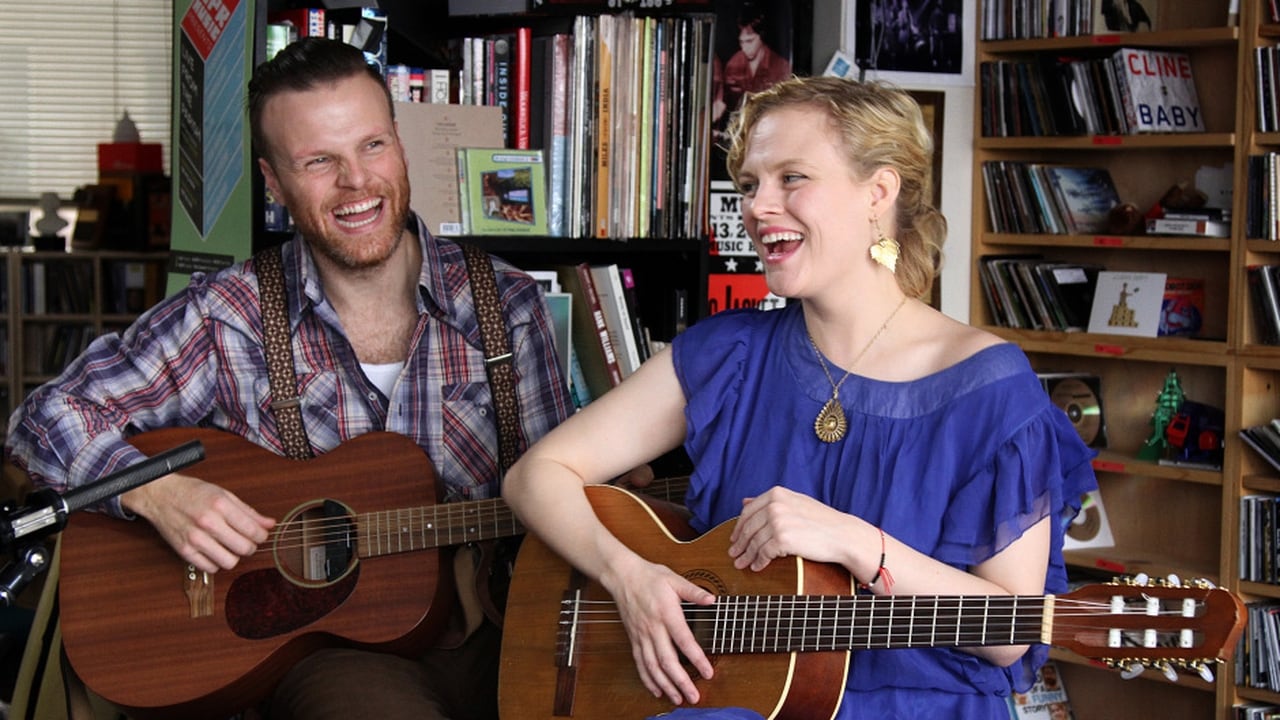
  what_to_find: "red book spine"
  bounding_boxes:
[515,27,533,149]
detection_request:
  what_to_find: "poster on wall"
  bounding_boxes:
[706,0,808,316]
[849,0,974,86]
[169,0,257,294]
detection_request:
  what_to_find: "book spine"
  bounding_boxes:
[619,267,650,362]
[455,147,471,234]
[594,15,615,239]
[514,27,532,149]
[591,264,642,377]
[548,33,571,237]
[1109,49,1139,133]
[489,34,514,147]
[577,264,623,386]
[429,69,451,104]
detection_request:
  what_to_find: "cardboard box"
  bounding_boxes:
[396,102,504,237]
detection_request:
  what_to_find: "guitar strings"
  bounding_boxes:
[543,597,1215,656]
[243,476,692,557]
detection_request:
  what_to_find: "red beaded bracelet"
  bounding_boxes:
[859,527,895,592]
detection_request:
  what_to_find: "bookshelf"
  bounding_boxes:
[251,0,714,341]
[973,2,1252,718]
[0,249,167,437]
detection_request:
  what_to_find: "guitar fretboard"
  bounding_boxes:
[687,594,1051,652]
[357,499,522,557]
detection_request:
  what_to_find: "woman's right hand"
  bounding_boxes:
[602,554,717,706]
[122,473,276,574]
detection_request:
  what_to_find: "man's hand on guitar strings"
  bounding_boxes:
[123,473,276,574]
[603,552,716,706]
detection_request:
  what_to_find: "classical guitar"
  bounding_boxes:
[58,428,687,720]
[498,485,1247,720]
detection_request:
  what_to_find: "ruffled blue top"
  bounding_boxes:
[665,304,1097,720]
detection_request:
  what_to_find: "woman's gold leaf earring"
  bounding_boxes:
[869,216,900,273]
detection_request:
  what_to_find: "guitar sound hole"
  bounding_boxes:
[275,498,358,586]
[225,498,361,640]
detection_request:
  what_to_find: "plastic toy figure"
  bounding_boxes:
[1139,368,1184,460]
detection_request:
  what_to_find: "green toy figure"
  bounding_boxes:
[1139,368,1185,460]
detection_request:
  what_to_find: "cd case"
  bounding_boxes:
[1039,372,1108,448]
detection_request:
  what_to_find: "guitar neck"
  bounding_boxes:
[357,498,521,557]
[355,475,692,558]
[685,593,1050,652]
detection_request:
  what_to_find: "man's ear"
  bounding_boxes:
[258,156,285,204]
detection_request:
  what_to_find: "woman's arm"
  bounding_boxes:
[503,349,719,704]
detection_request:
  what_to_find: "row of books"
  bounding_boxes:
[544,263,673,409]
[25,260,94,315]
[981,0,1160,41]
[1254,44,1280,134]
[981,258,1206,338]
[1240,489,1280,585]
[1238,600,1280,693]
[979,254,1099,331]
[559,14,711,241]
[979,47,1203,138]
[1236,702,1280,720]
[981,162,1120,236]
[23,323,95,378]
[265,7,387,70]
[1246,153,1280,242]
[1247,265,1280,346]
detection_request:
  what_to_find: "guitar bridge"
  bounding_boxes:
[185,564,214,618]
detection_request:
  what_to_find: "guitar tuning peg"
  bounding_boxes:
[1132,572,1150,586]
[1156,661,1178,683]
[1165,573,1181,587]
[1119,661,1145,680]
[1188,661,1215,683]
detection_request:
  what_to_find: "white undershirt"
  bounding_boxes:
[361,361,404,398]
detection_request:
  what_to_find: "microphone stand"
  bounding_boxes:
[0,440,206,606]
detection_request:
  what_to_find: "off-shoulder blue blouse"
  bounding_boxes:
[662,304,1098,720]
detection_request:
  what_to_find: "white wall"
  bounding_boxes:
[812,0,974,323]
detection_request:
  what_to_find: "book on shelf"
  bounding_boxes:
[1159,276,1205,337]
[1248,265,1280,345]
[1145,216,1230,237]
[1006,659,1075,719]
[1041,165,1122,235]
[1109,47,1204,133]
[1240,423,1280,475]
[543,291,573,391]
[556,263,623,401]
[397,103,503,237]
[589,264,643,378]
[1086,270,1166,337]
[456,147,548,235]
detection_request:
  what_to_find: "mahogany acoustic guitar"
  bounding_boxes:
[498,484,1247,720]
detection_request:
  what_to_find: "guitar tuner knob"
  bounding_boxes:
[1186,661,1215,683]
[1155,661,1178,683]
[1118,661,1146,680]
[1132,572,1151,586]
[1164,573,1181,587]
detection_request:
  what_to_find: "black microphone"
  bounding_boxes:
[2,439,206,545]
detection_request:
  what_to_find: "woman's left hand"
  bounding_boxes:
[727,487,860,572]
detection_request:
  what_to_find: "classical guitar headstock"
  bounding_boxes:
[1051,574,1246,683]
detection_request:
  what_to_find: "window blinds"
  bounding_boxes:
[0,1,173,199]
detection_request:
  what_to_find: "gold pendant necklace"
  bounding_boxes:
[807,296,908,443]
